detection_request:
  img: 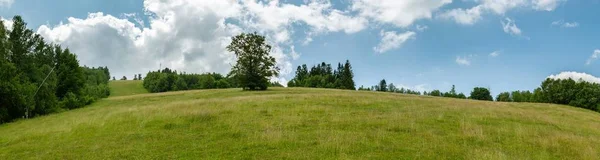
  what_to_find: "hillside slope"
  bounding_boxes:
[108,80,148,97]
[1,81,599,159]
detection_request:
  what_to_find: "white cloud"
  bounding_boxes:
[456,56,471,66]
[0,0,13,8]
[439,0,567,25]
[351,0,452,28]
[586,49,600,65]
[241,0,368,45]
[551,20,579,28]
[1,17,12,30]
[489,51,500,57]
[373,30,416,53]
[548,71,600,84]
[501,18,522,36]
[532,0,566,11]
[390,83,431,93]
[36,0,396,85]
[438,6,484,25]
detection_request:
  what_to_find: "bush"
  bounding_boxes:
[216,79,231,89]
[496,92,511,102]
[470,87,493,101]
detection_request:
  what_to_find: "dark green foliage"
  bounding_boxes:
[377,79,387,92]
[143,69,234,93]
[215,79,231,89]
[538,78,600,111]
[198,74,215,89]
[288,60,355,90]
[457,93,467,99]
[496,92,511,102]
[470,87,493,101]
[427,85,466,99]
[388,83,396,92]
[498,78,600,111]
[511,90,532,102]
[357,85,371,91]
[55,49,84,99]
[121,76,127,80]
[531,88,544,103]
[227,32,279,91]
[0,15,110,123]
[429,90,442,97]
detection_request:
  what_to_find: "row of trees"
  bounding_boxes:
[143,67,285,93]
[496,90,535,102]
[424,85,469,99]
[143,68,234,93]
[358,79,422,95]
[0,16,110,123]
[357,79,497,102]
[111,74,143,81]
[287,60,355,90]
[498,78,600,111]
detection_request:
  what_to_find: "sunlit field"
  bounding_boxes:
[1,81,599,159]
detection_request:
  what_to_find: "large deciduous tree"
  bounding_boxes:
[470,87,493,101]
[227,32,279,90]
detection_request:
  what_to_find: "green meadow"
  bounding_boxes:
[1,81,599,159]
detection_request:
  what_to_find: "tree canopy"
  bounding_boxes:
[470,87,493,101]
[227,32,279,91]
[0,16,110,123]
[287,60,356,90]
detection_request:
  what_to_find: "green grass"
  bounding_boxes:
[1,81,600,159]
[108,80,148,97]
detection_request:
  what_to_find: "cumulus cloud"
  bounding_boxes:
[532,0,566,11]
[36,0,396,85]
[351,0,452,28]
[548,71,600,84]
[373,30,416,53]
[586,49,600,65]
[438,5,484,25]
[551,20,579,28]
[439,0,567,25]
[30,0,552,84]
[0,0,13,8]
[501,18,522,36]
[456,56,471,66]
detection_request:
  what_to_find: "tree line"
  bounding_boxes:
[143,68,235,93]
[287,60,356,90]
[498,78,600,111]
[358,80,476,99]
[358,79,423,95]
[0,16,110,123]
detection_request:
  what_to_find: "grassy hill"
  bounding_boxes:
[1,81,600,159]
[108,80,148,97]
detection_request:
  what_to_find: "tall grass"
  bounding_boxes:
[0,83,599,159]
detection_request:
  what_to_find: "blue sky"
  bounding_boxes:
[1,0,599,96]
